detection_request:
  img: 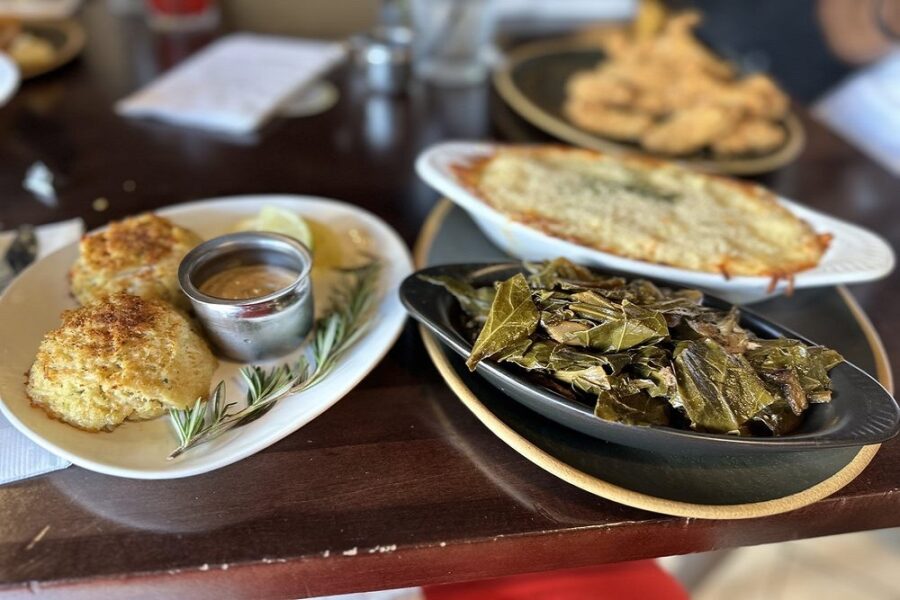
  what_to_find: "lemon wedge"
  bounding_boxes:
[234,206,314,250]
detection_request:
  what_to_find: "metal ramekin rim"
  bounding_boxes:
[178,231,313,308]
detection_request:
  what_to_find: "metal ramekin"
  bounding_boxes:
[178,232,314,362]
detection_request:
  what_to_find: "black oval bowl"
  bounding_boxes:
[401,263,900,455]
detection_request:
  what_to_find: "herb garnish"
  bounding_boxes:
[168,262,381,459]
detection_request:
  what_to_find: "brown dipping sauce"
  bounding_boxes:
[200,264,299,300]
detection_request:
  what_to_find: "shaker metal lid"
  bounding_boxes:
[351,25,413,65]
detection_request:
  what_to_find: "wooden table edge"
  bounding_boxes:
[3,490,899,600]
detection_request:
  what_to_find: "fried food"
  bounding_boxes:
[70,214,202,310]
[564,100,653,141]
[598,60,676,97]
[641,106,737,156]
[712,119,787,157]
[566,71,634,106]
[739,74,790,119]
[651,12,734,79]
[454,146,829,278]
[27,293,217,432]
[7,32,56,72]
[0,18,57,73]
[633,0,667,41]
[661,68,726,112]
[565,11,790,158]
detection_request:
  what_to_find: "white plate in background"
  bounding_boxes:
[0,195,413,479]
[416,141,895,303]
[0,53,20,108]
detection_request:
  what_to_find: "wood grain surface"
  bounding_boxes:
[0,4,897,598]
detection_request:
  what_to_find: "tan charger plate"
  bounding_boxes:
[493,38,806,176]
[414,198,892,519]
[17,19,86,79]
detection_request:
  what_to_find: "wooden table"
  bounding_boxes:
[1,5,898,599]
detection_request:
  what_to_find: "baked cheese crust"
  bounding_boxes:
[454,147,829,279]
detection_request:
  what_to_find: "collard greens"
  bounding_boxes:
[424,259,843,436]
[466,273,539,370]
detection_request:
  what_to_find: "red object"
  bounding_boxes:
[147,0,212,16]
[424,561,689,600]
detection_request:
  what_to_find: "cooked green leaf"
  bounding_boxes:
[466,273,539,370]
[419,275,496,323]
[555,365,613,395]
[752,398,805,435]
[502,339,554,370]
[549,344,629,374]
[595,390,670,426]
[494,338,534,363]
[684,307,750,354]
[674,338,776,433]
[434,259,843,438]
[627,346,678,398]
[746,339,843,404]
[525,257,600,289]
[548,299,668,352]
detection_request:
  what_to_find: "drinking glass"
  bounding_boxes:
[411,0,496,86]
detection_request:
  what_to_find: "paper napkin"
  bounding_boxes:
[814,51,900,178]
[116,33,346,135]
[0,217,83,485]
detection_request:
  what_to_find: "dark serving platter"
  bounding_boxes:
[401,262,900,456]
[493,38,805,175]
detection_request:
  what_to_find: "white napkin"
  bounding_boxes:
[814,51,900,177]
[116,33,346,135]
[0,217,83,485]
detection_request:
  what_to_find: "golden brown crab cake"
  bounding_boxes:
[27,293,217,432]
[70,214,202,310]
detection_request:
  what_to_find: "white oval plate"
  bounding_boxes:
[416,141,895,303]
[0,195,413,479]
[0,53,20,108]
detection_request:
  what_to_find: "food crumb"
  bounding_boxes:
[92,197,109,212]
[25,525,50,551]
[342,547,358,556]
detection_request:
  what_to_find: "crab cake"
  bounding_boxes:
[27,293,218,432]
[70,214,202,310]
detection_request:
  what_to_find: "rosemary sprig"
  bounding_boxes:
[167,262,381,459]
